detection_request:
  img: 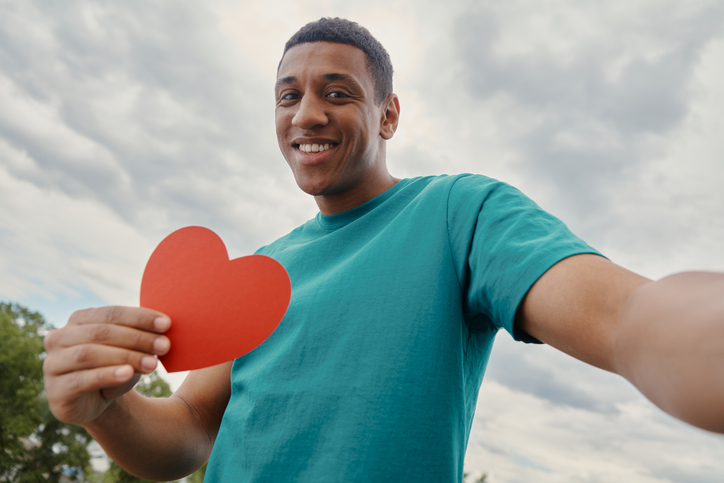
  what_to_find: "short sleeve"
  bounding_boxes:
[446,174,603,343]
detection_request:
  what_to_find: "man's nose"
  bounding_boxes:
[292,95,328,129]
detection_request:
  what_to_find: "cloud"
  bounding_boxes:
[0,0,310,252]
[2,1,724,480]
[0,0,322,321]
[452,1,724,225]
[466,380,724,483]
[484,335,639,414]
[0,143,152,309]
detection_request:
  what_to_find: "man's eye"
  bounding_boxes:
[327,91,349,98]
[281,93,300,101]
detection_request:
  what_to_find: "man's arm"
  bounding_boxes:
[84,363,231,480]
[43,307,231,480]
[517,254,724,433]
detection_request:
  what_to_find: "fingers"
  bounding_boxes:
[44,306,171,361]
[101,372,143,401]
[67,306,171,333]
[44,365,140,423]
[43,305,169,393]
[48,365,137,397]
[44,343,160,377]
[43,305,173,425]
[45,322,170,356]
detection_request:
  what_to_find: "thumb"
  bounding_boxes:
[100,372,142,400]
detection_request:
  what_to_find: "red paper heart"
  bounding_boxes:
[140,226,291,372]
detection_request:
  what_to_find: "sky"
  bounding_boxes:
[1,0,723,481]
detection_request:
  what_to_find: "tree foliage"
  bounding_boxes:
[0,302,92,482]
[134,373,173,399]
[463,471,489,483]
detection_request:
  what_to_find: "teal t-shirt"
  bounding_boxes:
[205,174,600,482]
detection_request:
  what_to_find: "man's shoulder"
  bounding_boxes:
[417,173,523,211]
[254,173,511,256]
[405,173,507,198]
[254,218,315,257]
[416,173,510,194]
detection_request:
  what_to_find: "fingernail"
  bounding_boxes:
[115,366,133,379]
[141,356,157,371]
[153,337,170,354]
[154,317,170,331]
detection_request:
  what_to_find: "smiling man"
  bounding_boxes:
[274,40,400,214]
[43,18,724,482]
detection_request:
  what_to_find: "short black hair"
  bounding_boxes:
[280,18,393,104]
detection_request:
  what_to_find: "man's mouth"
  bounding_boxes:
[295,143,336,153]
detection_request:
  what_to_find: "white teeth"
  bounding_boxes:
[298,143,332,153]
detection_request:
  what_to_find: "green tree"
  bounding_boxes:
[186,463,206,483]
[463,471,488,483]
[0,302,92,482]
[134,372,173,399]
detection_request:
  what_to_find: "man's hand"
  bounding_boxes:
[43,306,171,426]
[43,306,230,479]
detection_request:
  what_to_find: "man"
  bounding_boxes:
[43,18,724,482]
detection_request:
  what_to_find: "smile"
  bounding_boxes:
[296,143,336,153]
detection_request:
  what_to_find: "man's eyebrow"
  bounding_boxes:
[324,73,363,90]
[275,76,296,90]
[274,73,365,92]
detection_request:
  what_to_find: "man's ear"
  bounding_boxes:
[379,94,400,140]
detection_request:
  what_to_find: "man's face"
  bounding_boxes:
[275,42,394,203]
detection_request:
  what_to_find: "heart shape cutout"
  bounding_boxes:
[140,226,291,372]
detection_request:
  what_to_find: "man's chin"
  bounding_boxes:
[294,179,330,197]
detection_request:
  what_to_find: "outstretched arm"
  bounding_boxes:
[517,254,724,433]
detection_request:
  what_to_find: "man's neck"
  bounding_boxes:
[314,173,400,216]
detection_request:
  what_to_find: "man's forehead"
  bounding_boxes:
[276,42,369,81]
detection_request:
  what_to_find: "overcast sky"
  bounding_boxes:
[2,1,723,481]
